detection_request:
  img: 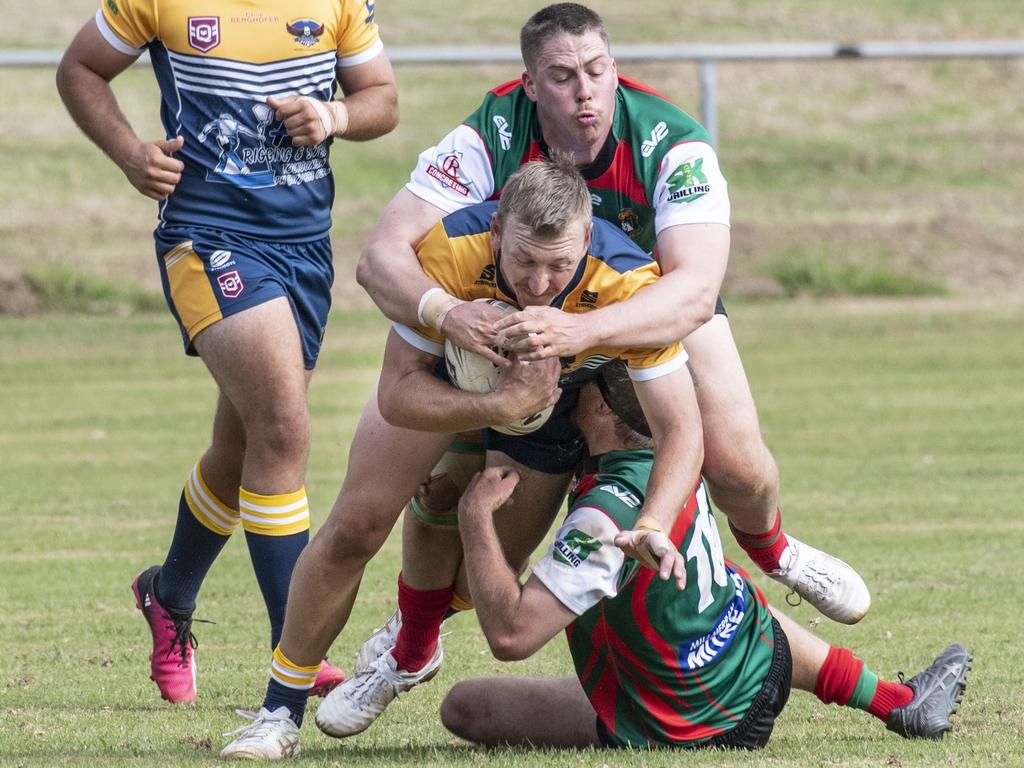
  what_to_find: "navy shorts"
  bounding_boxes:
[483,387,585,475]
[154,226,334,370]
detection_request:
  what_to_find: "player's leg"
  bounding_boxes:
[685,313,870,624]
[440,675,601,748]
[193,296,314,652]
[771,608,970,739]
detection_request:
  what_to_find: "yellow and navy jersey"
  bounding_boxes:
[393,201,686,388]
[96,0,383,241]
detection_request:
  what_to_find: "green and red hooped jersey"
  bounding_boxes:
[531,450,776,748]
[404,75,729,255]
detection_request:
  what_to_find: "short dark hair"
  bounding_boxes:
[596,360,653,448]
[520,3,609,70]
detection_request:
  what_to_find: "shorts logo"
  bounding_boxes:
[286,18,324,46]
[209,249,233,270]
[553,528,602,568]
[217,270,244,298]
[427,151,471,197]
[188,17,221,53]
[666,159,710,204]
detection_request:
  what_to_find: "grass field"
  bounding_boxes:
[1,1,1023,765]
[2,299,1023,766]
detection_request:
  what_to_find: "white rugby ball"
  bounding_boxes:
[444,299,554,436]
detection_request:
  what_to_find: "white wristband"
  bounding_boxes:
[417,287,446,326]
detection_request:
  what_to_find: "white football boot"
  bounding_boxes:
[353,609,402,674]
[768,535,871,624]
[316,644,443,738]
[220,707,300,760]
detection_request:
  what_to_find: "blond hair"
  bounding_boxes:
[496,153,591,238]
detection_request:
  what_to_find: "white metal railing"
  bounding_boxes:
[8,40,1023,146]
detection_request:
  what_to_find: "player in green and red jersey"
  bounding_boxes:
[441,362,970,750]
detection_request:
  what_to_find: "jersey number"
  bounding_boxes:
[684,486,728,613]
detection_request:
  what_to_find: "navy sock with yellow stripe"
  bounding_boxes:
[157,461,239,614]
[240,486,311,649]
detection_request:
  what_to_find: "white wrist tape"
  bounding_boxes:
[299,96,335,140]
[417,288,446,326]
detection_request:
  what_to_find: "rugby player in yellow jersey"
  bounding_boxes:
[57,0,397,704]
[221,156,700,758]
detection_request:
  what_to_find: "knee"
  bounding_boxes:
[439,682,476,739]
[315,494,397,564]
[702,433,778,501]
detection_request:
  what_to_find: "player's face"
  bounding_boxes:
[492,213,591,307]
[522,31,617,165]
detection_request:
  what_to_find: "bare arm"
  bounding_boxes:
[457,467,577,661]
[356,188,511,363]
[56,19,184,200]
[496,223,730,359]
[268,53,398,146]
[377,329,560,432]
[613,364,703,587]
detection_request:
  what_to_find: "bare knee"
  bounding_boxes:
[440,681,481,741]
[250,404,310,463]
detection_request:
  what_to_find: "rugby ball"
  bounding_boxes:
[444,299,555,436]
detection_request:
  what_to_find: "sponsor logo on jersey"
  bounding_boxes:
[230,11,280,24]
[599,485,640,508]
[679,570,747,670]
[641,121,669,158]
[427,151,472,196]
[217,270,244,299]
[666,159,710,204]
[365,0,376,24]
[475,263,496,285]
[493,115,512,150]
[287,19,325,47]
[209,250,234,271]
[554,528,602,568]
[575,289,599,309]
[590,192,602,206]
[106,0,119,17]
[188,16,221,53]
[617,208,640,237]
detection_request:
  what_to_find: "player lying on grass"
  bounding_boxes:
[441,362,970,750]
[221,156,702,759]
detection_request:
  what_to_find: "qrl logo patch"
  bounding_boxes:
[217,270,244,298]
[188,16,221,52]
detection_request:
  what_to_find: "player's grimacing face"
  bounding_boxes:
[523,31,617,162]
[492,214,591,307]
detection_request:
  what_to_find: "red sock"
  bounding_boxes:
[814,647,863,705]
[867,679,914,720]
[390,573,454,672]
[730,510,791,573]
[815,646,913,721]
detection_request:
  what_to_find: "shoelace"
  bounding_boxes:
[162,614,214,665]
[222,709,289,740]
[343,665,394,704]
[793,561,839,601]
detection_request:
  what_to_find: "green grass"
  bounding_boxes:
[766,249,948,297]
[23,263,165,314]
[1,299,1022,766]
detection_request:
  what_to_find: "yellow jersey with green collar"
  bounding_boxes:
[96,0,382,241]
[393,201,687,388]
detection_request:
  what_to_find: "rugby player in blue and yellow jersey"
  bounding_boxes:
[444,362,969,750]
[57,0,398,703]
[221,156,703,757]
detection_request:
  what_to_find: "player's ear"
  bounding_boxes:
[522,69,537,101]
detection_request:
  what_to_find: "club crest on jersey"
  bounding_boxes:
[666,159,710,204]
[554,529,602,568]
[426,151,472,197]
[287,18,325,46]
[188,16,221,53]
[617,208,640,237]
[217,270,244,299]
